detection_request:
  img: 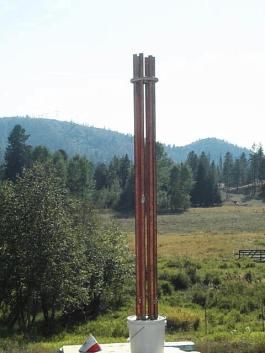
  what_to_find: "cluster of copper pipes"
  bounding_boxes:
[131,53,158,320]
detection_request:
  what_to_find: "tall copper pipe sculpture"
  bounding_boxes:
[131,53,158,320]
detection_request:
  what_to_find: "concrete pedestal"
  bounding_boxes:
[127,315,166,353]
[60,342,200,353]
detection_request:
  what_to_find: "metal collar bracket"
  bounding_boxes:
[130,77,158,84]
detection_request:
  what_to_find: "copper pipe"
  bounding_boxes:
[133,54,146,319]
[145,56,158,319]
[150,56,158,319]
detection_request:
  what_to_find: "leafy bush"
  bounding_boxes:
[186,265,201,284]
[159,280,174,296]
[240,299,258,314]
[217,296,234,310]
[159,269,174,282]
[192,290,207,307]
[0,164,133,333]
[171,272,191,290]
[203,272,221,287]
[243,271,254,283]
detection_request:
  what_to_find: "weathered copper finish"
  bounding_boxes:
[145,55,158,319]
[133,54,146,319]
[131,54,158,320]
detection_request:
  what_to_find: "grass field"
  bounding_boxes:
[2,199,265,353]
[116,202,265,259]
[118,202,265,235]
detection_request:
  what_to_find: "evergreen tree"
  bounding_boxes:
[249,145,265,194]
[4,125,32,181]
[186,151,199,178]
[222,152,234,188]
[232,158,241,190]
[168,164,192,211]
[94,163,108,190]
[32,145,51,163]
[191,160,208,206]
[115,168,134,212]
[118,154,131,188]
[239,152,249,186]
[206,162,221,206]
[191,154,221,207]
[256,146,265,182]
[156,142,174,211]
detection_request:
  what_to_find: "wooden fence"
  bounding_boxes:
[237,249,265,263]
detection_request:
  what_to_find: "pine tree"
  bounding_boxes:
[4,125,32,181]
[168,164,192,211]
[191,154,221,207]
[191,160,208,206]
[222,152,234,188]
[186,151,199,178]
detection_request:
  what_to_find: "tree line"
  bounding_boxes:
[2,126,265,214]
[0,125,217,212]
[221,145,265,195]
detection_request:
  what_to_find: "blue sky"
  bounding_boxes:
[1,0,265,148]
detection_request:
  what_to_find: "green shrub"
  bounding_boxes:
[183,258,201,270]
[240,298,258,314]
[171,272,191,290]
[243,271,254,283]
[217,297,233,310]
[192,290,206,307]
[203,272,221,287]
[186,266,201,284]
[225,309,241,330]
[159,269,174,281]
[159,280,174,296]
[219,262,229,269]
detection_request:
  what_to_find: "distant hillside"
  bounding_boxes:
[0,117,250,164]
[0,117,134,163]
[165,137,250,163]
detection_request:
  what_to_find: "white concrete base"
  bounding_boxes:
[127,316,166,353]
[60,342,200,353]
[61,343,129,353]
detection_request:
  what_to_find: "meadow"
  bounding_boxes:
[119,201,265,258]
[1,199,265,353]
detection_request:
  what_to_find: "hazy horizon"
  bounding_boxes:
[0,115,252,150]
[1,1,265,149]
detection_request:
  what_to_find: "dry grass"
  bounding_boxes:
[118,203,265,259]
[156,232,265,259]
[127,231,265,259]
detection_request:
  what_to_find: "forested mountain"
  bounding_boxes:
[0,117,133,163]
[165,138,250,163]
[0,117,250,163]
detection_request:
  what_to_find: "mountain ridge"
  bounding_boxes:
[164,137,250,163]
[0,117,250,163]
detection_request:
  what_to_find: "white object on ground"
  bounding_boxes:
[127,315,166,353]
